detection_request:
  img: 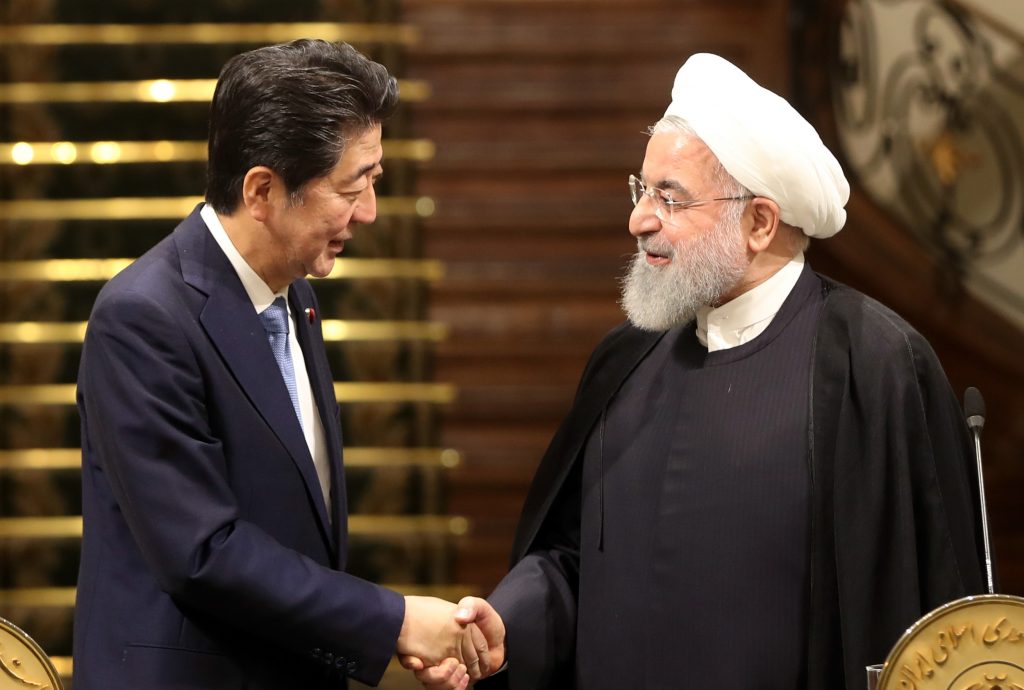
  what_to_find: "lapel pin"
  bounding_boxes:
[305,307,316,324]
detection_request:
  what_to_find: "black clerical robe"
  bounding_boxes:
[483,272,986,690]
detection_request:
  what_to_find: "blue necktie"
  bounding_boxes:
[258,297,302,427]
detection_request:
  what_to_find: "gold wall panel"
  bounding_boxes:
[0,196,434,221]
[0,515,469,539]
[0,321,448,343]
[35,655,496,683]
[50,657,71,678]
[0,139,435,165]
[332,382,456,404]
[0,584,477,608]
[0,447,461,470]
[0,23,421,46]
[0,383,455,405]
[0,258,443,282]
[0,78,430,104]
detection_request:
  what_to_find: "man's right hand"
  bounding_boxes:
[400,596,506,689]
[396,595,467,666]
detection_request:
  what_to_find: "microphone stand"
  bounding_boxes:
[964,386,994,594]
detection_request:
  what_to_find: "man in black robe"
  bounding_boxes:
[409,52,986,690]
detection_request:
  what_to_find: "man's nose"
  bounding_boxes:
[352,185,377,225]
[628,199,661,237]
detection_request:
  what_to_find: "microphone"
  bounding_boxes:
[964,386,986,433]
[963,386,994,594]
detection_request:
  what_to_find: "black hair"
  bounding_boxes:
[205,39,399,213]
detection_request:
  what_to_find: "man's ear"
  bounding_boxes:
[747,196,781,255]
[240,166,277,223]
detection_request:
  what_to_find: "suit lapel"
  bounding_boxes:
[289,286,347,563]
[175,210,334,547]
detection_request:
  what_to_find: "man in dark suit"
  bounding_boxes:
[74,39,497,690]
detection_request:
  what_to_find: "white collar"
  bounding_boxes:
[696,253,804,352]
[200,203,288,313]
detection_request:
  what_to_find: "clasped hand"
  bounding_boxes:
[397,596,505,689]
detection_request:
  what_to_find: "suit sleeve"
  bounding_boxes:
[79,287,404,685]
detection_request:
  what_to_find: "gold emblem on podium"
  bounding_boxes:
[0,617,64,690]
[876,595,1024,690]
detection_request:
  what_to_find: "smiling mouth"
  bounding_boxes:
[639,239,672,264]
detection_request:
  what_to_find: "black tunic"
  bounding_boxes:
[482,266,986,690]
[574,269,822,689]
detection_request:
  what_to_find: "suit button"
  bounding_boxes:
[347,660,358,675]
[322,651,334,665]
[310,648,321,659]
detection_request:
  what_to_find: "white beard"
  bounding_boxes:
[620,217,749,331]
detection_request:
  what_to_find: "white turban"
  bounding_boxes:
[664,53,849,238]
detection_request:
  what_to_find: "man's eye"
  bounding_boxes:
[655,189,676,205]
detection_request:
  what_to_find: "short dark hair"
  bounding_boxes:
[205,39,399,214]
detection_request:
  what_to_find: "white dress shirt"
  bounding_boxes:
[696,253,805,352]
[201,204,332,516]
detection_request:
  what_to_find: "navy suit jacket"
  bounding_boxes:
[74,207,404,690]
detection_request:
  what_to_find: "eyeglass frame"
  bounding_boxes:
[628,174,754,225]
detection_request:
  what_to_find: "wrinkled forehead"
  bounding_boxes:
[641,130,721,196]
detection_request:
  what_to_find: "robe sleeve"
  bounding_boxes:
[811,285,986,689]
[479,323,662,690]
[483,460,581,690]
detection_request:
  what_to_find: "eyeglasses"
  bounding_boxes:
[628,174,753,226]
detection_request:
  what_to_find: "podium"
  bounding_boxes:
[0,616,64,690]
[867,595,1024,690]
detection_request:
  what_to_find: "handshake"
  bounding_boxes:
[397,595,506,689]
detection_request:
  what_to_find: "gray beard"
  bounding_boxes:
[619,218,749,331]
